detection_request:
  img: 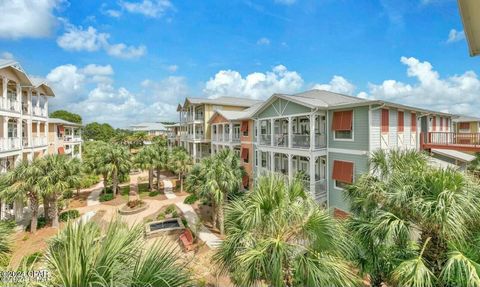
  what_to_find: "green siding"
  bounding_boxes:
[257,98,311,118]
[328,152,368,212]
[328,106,369,151]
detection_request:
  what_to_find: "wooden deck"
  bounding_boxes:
[420,132,480,152]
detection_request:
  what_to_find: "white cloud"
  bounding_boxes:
[1,52,14,60]
[166,65,178,72]
[358,56,480,115]
[257,37,271,46]
[274,0,296,5]
[447,29,465,43]
[204,65,303,100]
[57,23,146,58]
[0,0,60,39]
[312,76,356,95]
[120,0,174,18]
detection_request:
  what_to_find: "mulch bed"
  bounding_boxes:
[68,191,91,208]
[192,203,222,237]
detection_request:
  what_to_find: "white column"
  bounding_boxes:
[229,122,233,142]
[27,119,32,147]
[16,84,21,112]
[0,200,6,220]
[270,151,275,172]
[3,116,8,139]
[309,156,315,197]
[310,114,315,150]
[36,93,40,108]
[2,77,7,99]
[17,119,21,146]
[288,154,293,181]
[192,123,196,140]
[192,143,197,160]
[288,116,292,148]
[44,96,48,116]
[79,143,82,159]
[27,88,32,115]
[256,120,260,145]
[36,121,40,145]
[270,119,274,146]
[44,121,48,141]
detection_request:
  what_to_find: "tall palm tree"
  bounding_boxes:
[134,145,157,191]
[130,132,148,149]
[170,148,192,193]
[0,159,42,233]
[105,144,131,195]
[44,219,191,287]
[345,149,480,286]
[83,141,110,191]
[214,175,360,287]
[36,155,81,228]
[0,220,13,267]
[152,144,169,191]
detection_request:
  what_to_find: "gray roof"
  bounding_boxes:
[130,122,168,131]
[184,96,262,108]
[452,115,480,123]
[431,148,476,162]
[48,118,83,127]
[0,59,33,86]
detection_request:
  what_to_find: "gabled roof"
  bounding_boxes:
[458,0,480,56]
[208,102,263,123]
[452,115,480,123]
[0,59,33,86]
[183,96,262,108]
[130,122,168,131]
[31,78,55,97]
[48,118,83,127]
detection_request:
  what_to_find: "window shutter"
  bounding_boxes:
[332,111,353,131]
[398,111,404,132]
[411,113,416,132]
[241,121,248,132]
[460,122,470,129]
[332,160,354,184]
[432,117,437,131]
[381,109,389,133]
[241,148,249,160]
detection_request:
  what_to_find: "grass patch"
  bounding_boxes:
[59,210,80,222]
[184,194,198,204]
[99,193,114,202]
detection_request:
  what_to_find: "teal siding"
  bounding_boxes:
[328,106,369,151]
[257,98,311,118]
[328,152,368,212]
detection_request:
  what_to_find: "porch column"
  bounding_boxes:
[2,77,7,101]
[256,120,260,145]
[79,143,82,158]
[288,154,293,181]
[0,200,6,220]
[27,119,32,147]
[16,119,21,146]
[309,155,316,197]
[3,116,8,139]
[44,96,48,116]
[36,93,40,108]
[270,151,275,172]
[27,88,32,114]
[288,116,292,148]
[16,83,21,109]
[44,121,48,141]
[270,119,274,146]
[192,143,197,160]
[192,123,196,140]
[310,114,315,150]
[229,122,233,142]
[36,121,40,145]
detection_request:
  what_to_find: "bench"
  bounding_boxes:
[179,229,194,251]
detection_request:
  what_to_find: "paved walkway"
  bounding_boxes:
[86,181,104,206]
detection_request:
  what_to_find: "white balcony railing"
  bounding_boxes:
[33,106,47,117]
[314,179,327,203]
[0,137,21,151]
[0,99,21,113]
[32,137,47,147]
[64,135,82,142]
[260,134,271,145]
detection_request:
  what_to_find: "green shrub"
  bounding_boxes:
[19,251,42,268]
[183,194,198,205]
[63,189,74,199]
[59,210,80,222]
[79,174,100,188]
[99,193,114,202]
[171,210,179,218]
[165,204,176,214]
[103,187,114,194]
[148,191,160,197]
[26,217,47,231]
[156,212,165,220]
[181,218,188,228]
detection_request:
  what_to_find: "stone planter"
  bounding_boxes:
[118,202,149,215]
[145,218,185,239]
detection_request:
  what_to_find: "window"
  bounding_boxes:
[332,110,353,140]
[261,152,267,168]
[332,160,354,189]
[334,180,349,189]
[8,121,17,138]
[411,113,417,132]
[398,111,404,132]
[241,121,249,136]
[381,109,389,133]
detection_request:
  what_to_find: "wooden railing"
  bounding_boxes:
[420,132,480,150]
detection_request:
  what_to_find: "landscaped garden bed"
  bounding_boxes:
[118,200,149,215]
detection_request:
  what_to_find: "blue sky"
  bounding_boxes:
[1,0,479,127]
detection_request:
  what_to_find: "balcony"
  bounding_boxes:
[0,99,21,113]
[187,134,206,141]
[274,134,288,147]
[421,132,480,152]
[0,137,21,151]
[33,106,47,117]
[260,134,271,145]
[64,135,82,142]
[32,137,47,147]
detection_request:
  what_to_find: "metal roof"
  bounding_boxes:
[48,118,83,127]
[452,115,480,123]
[182,96,262,108]
[431,148,476,162]
[208,102,263,123]
[0,59,33,86]
[458,0,480,56]
[130,122,168,131]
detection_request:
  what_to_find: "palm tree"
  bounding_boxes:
[134,145,157,191]
[111,132,130,147]
[36,155,81,228]
[170,148,192,193]
[0,159,42,233]
[0,220,13,267]
[152,144,169,191]
[130,132,148,149]
[105,144,131,195]
[214,175,360,287]
[345,149,480,286]
[83,141,110,191]
[44,219,191,286]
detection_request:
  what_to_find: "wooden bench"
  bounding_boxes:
[179,229,194,251]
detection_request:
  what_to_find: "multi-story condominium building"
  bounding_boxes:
[48,118,83,159]
[177,97,262,163]
[250,90,455,216]
[453,116,480,134]
[208,103,262,189]
[130,122,168,136]
[166,123,181,146]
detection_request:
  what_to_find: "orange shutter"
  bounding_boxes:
[411,113,416,132]
[398,111,404,132]
[241,148,249,160]
[432,117,437,131]
[381,109,389,133]
[241,121,248,132]
[440,117,444,131]
[332,160,354,184]
[334,208,350,219]
[58,147,65,154]
[459,122,470,129]
[332,111,353,131]
[242,175,249,187]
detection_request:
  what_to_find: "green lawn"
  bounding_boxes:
[121,183,162,200]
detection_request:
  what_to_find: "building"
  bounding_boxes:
[130,122,168,136]
[165,123,181,146]
[177,97,262,163]
[48,118,83,159]
[458,0,480,56]
[208,103,262,189]
[250,90,459,216]
[453,116,480,134]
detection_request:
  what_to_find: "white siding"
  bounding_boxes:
[370,109,381,152]
[388,109,398,150]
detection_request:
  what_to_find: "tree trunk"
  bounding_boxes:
[76,187,80,196]
[156,168,161,191]
[211,201,217,230]
[50,194,59,228]
[43,194,50,224]
[148,168,154,191]
[112,171,118,196]
[218,199,225,236]
[180,174,184,193]
[29,194,39,234]
[103,174,108,193]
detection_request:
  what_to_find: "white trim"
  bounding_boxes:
[332,109,354,142]
[255,111,324,121]
[329,148,368,155]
